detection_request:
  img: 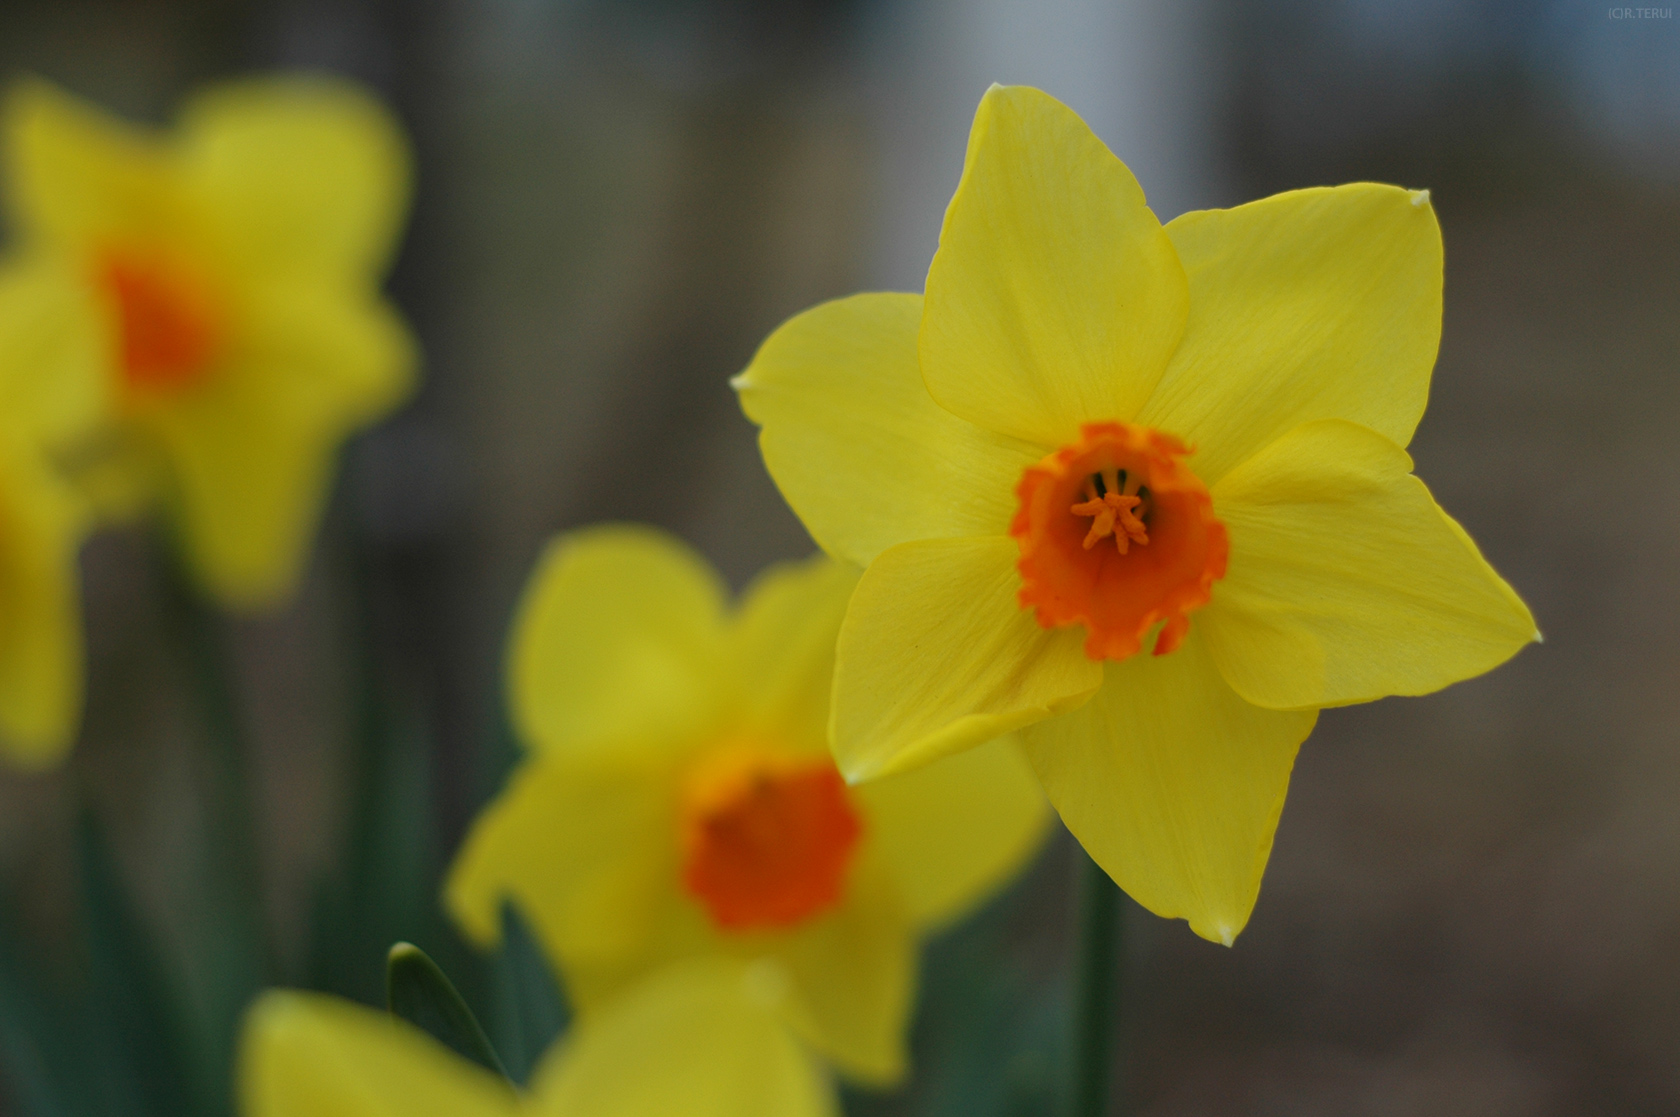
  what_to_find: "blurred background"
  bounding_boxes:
[0,0,1675,1114]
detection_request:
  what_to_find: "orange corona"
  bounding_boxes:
[96,248,223,394]
[679,746,862,932]
[1012,421,1228,660]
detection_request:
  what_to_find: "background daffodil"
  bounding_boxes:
[241,960,837,1117]
[734,84,1539,946]
[0,75,416,609]
[445,525,1049,1090]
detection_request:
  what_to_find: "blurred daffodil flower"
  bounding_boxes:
[0,75,416,609]
[445,525,1048,1090]
[734,85,1538,945]
[0,263,103,765]
[241,961,838,1117]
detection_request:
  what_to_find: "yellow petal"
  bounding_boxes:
[149,286,415,609]
[0,264,97,767]
[2,78,188,251]
[855,734,1048,930]
[831,536,1101,781]
[733,292,1039,566]
[771,861,916,1086]
[180,76,410,283]
[510,525,729,762]
[1202,419,1538,709]
[1141,184,1443,484]
[0,442,85,768]
[443,756,678,972]
[0,261,108,449]
[921,85,1188,446]
[1022,629,1315,945]
[530,959,838,1117]
[238,990,515,1117]
[729,554,859,750]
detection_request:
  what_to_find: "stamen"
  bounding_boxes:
[1071,490,1149,553]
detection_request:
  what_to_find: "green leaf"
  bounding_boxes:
[76,806,202,1117]
[487,902,569,1085]
[385,942,509,1080]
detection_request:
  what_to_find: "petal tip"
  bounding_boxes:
[1409,188,1431,208]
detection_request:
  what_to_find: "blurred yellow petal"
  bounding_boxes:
[1022,630,1315,945]
[444,758,677,971]
[921,85,1187,446]
[734,292,1040,565]
[0,261,108,447]
[510,526,729,762]
[729,554,858,750]
[0,446,85,768]
[2,78,189,251]
[831,536,1101,781]
[0,263,100,768]
[1203,419,1538,709]
[855,735,1048,930]
[1141,184,1443,484]
[181,76,410,283]
[530,959,837,1117]
[148,287,415,608]
[772,863,916,1086]
[238,990,515,1117]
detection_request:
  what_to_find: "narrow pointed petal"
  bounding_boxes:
[1022,631,1316,945]
[239,991,515,1117]
[1142,184,1443,484]
[509,525,729,761]
[921,85,1187,446]
[530,959,838,1117]
[2,78,183,250]
[735,292,1039,566]
[150,287,415,609]
[855,734,1049,930]
[831,536,1102,781]
[1203,419,1538,709]
[443,758,676,970]
[0,264,102,767]
[0,448,85,767]
[772,864,916,1086]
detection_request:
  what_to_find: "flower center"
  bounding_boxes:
[95,247,223,395]
[1011,421,1228,660]
[678,745,862,932]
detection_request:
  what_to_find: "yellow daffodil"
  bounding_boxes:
[0,75,416,609]
[0,262,103,765]
[445,525,1048,1094]
[734,85,1539,946]
[240,960,838,1117]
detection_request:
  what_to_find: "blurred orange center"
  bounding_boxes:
[96,248,222,394]
[679,747,862,932]
[1012,421,1228,660]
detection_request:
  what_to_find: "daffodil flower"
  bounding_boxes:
[734,85,1538,945]
[0,263,103,765]
[445,525,1048,1094]
[0,76,416,609]
[240,960,838,1116]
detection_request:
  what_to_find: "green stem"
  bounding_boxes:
[1073,850,1122,1117]
[159,551,277,987]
